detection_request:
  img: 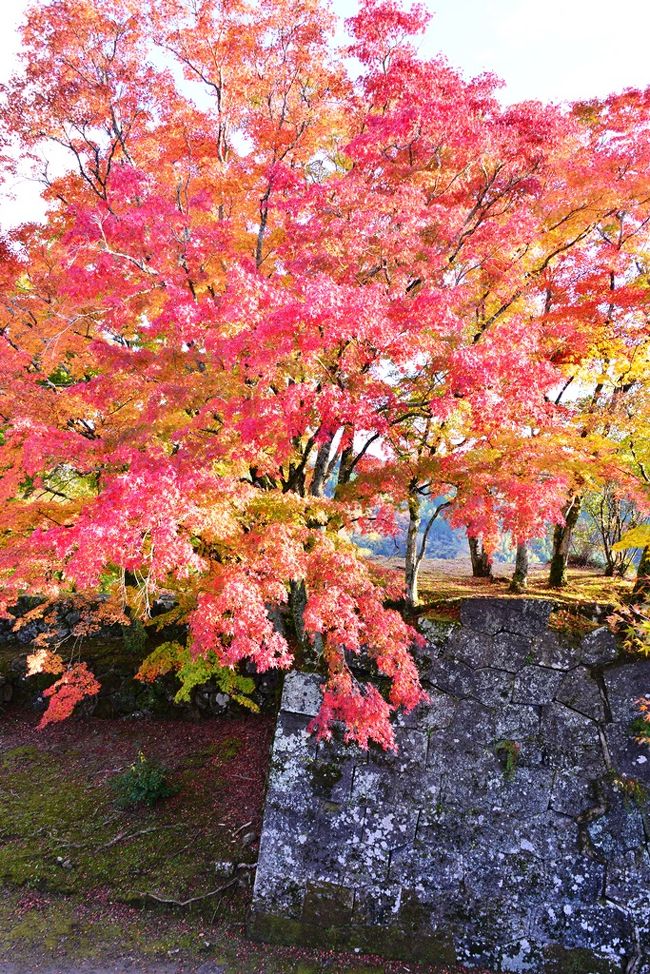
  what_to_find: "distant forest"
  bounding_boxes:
[358,496,643,569]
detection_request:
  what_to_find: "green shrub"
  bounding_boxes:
[494,739,521,782]
[122,618,148,655]
[629,716,650,744]
[608,770,648,809]
[111,752,178,808]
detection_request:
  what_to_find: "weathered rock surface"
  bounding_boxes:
[250,598,650,973]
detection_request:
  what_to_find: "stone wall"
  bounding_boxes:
[250,598,650,973]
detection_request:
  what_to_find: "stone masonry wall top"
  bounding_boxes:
[250,598,650,973]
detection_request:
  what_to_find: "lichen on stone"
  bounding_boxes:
[251,597,650,973]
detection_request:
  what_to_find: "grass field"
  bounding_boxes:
[375,555,633,609]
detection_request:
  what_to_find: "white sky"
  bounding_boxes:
[1,0,649,228]
[390,0,650,104]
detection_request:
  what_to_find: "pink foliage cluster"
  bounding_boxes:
[0,0,648,745]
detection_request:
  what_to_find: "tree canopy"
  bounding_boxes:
[0,0,649,746]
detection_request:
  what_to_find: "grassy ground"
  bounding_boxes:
[0,707,490,974]
[0,712,269,903]
[376,556,633,611]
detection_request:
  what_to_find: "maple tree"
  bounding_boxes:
[284,4,650,603]
[538,91,650,586]
[0,0,649,746]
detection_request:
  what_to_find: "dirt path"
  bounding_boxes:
[0,964,217,974]
[0,955,421,974]
[0,963,226,974]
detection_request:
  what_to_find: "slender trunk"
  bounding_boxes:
[468,535,493,578]
[602,541,615,575]
[549,494,582,588]
[405,490,421,609]
[335,445,355,495]
[510,543,529,593]
[333,430,381,497]
[310,438,333,498]
[298,440,336,655]
[288,579,323,664]
[404,493,452,611]
[602,511,616,576]
[633,545,650,602]
[288,579,308,652]
[255,187,270,269]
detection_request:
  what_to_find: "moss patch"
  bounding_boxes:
[0,717,267,914]
[543,945,618,974]
[306,759,343,795]
[0,708,496,974]
[0,887,474,974]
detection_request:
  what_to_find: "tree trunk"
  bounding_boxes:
[288,579,308,652]
[334,445,355,495]
[404,490,421,609]
[288,579,324,664]
[549,494,582,588]
[509,543,529,593]
[310,438,333,498]
[633,545,650,602]
[468,535,493,578]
